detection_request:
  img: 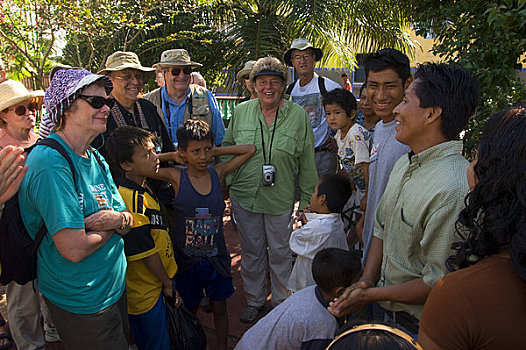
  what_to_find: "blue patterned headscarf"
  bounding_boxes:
[44,69,112,126]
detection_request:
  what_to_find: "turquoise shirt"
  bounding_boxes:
[223,98,317,214]
[19,133,127,314]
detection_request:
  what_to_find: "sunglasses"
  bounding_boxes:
[242,75,250,80]
[78,95,114,109]
[8,102,39,116]
[170,67,193,76]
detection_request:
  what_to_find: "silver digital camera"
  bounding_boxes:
[262,164,276,187]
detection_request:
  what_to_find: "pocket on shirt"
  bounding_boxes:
[234,127,257,145]
[400,207,415,228]
[274,131,298,157]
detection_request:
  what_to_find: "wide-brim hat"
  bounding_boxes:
[44,69,113,126]
[0,80,44,112]
[97,51,155,80]
[283,38,323,66]
[236,60,257,84]
[153,49,202,69]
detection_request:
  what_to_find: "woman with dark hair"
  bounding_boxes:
[418,106,526,349]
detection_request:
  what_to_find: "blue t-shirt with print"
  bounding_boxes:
[19,133,127,314]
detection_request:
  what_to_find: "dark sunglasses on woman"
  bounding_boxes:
[8,102,39,116]
[78,95,115,109]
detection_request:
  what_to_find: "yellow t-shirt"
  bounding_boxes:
[119,180,178,315]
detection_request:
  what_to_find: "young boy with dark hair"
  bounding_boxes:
[288,173,352,293]
[323,88,370,246]
[153,119,255,350]
[105,126,180,350]
[236,248,362,350]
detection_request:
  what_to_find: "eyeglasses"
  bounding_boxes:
[242,75,250,80]
[170,67,193,76]
[256,78,282,87]
[78,95,114,109]
[292,53,312,61]
[112,72,146,82]
[8,102,39,116]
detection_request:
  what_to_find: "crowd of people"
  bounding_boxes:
[0,35,524,350]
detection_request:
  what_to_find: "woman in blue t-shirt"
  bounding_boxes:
[19,69,133,350]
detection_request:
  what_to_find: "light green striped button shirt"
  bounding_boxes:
[374,140,469,319]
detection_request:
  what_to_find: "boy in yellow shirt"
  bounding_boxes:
[106,126,180,350]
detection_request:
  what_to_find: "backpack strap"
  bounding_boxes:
[37,138,77,184]
[29,138,78,273]
[318,76,327,96]
[286,80,297,95]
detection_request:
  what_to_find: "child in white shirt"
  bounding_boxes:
[288,174,352,293]
[324,89,370,247]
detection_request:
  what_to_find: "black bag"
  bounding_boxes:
[165,280,207,350]
[0,138,76,285]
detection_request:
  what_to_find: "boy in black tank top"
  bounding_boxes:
[152,120,255,350]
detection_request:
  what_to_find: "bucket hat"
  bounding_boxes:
[236,60,257,84]
[44,69,112,126]
[97,51,155,80]
[283,38,323,66]
[153,49,202,69]
[0,80,44,112]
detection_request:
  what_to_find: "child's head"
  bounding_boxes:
[106,126,159,176]
[176,119,214,150]
[323,88,357,132]
[327,322,423,350]
[312,248,361,299]
[310,174,352,214]
[176,119,214,170]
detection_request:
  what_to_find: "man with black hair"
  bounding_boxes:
[329,63,480,336]
[361,48,411,262]
[283,38,342,176]
[236,248,361,350]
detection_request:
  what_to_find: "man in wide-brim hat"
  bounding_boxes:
[144,49,225,147]
[283,38,341,177]
[92,51,175,181]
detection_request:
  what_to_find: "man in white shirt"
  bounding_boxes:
[283,38,342,176]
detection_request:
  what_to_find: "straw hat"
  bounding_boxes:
[97,51,155,80]
[153,49,202,69]
[283,38,323,66]
[0,80,44,112]
[45,69,112,126]
[236,61,257,84]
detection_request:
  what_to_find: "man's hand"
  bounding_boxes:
[360,194,368,211]
[328,280,374,317]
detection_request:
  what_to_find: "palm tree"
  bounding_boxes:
[216,0,415,71]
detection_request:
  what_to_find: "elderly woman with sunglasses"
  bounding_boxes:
[18,69,133,350]
[0,80,43,149]
[0,80,64,349]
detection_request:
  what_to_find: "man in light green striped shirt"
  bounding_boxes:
[329,63,480,336]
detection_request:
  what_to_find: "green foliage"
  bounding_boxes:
[0,0,65,88]
[408,0,526,154]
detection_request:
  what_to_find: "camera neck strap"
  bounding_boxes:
[259,108,279,164]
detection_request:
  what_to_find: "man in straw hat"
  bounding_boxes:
[236,60,257,102]
[94,51,175,180]
[283,38,341,176]
[144,49,225,147]
[0,79,63,348]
